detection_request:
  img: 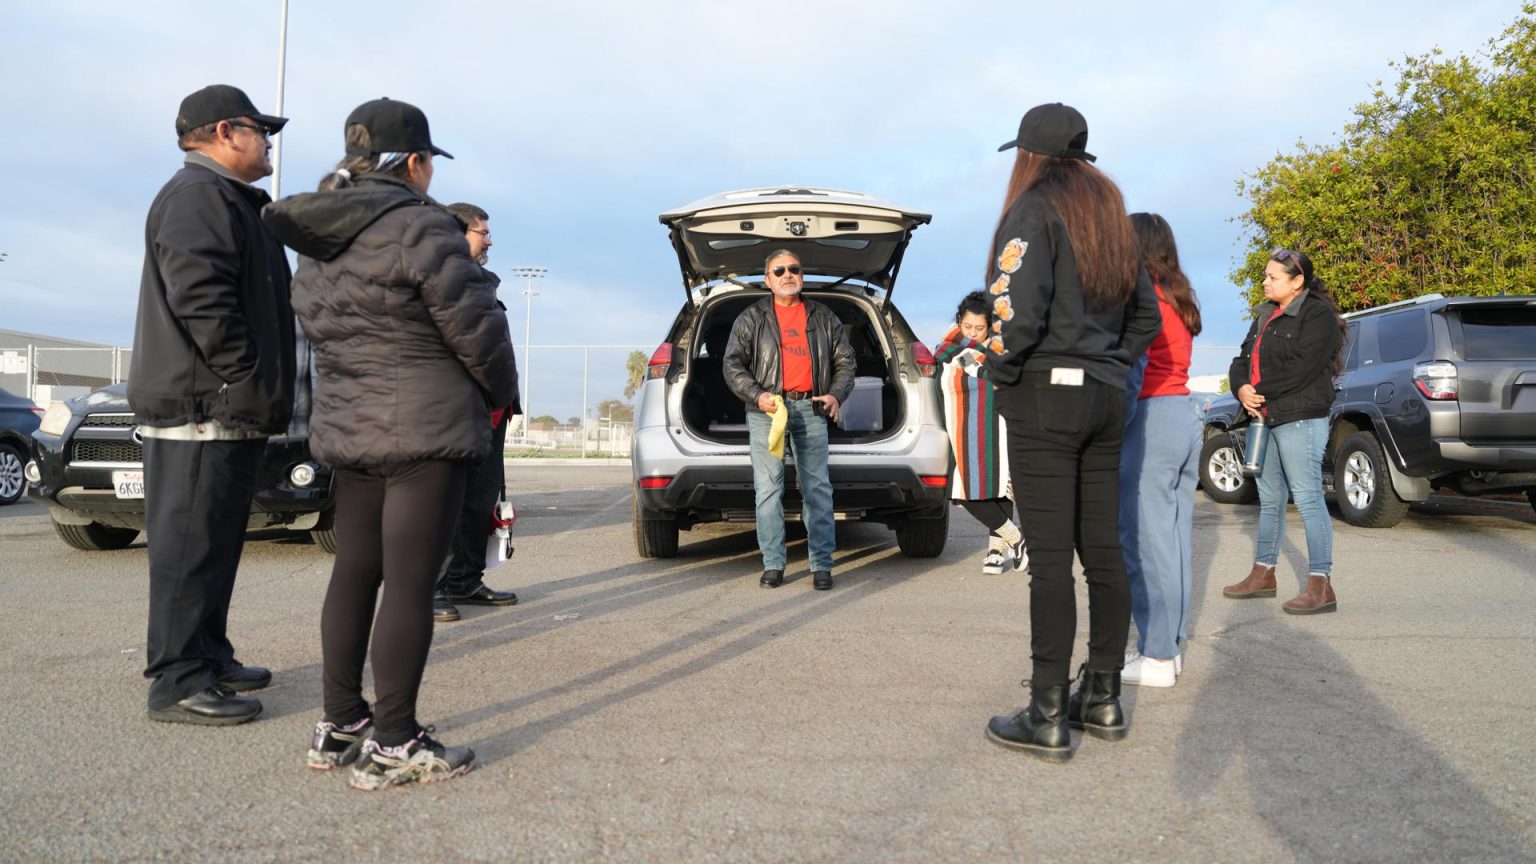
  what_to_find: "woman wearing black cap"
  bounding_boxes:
[981,103,1162,761]
[263,98,518,790]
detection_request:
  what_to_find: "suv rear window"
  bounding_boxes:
[1457,307,1536,360]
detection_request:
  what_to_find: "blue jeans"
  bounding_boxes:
[1119,394,1200,661]
[1254,417,1333,576]
[747,400,835,571]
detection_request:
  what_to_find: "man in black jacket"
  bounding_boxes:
[434,202,521,623]
[128,85,295,726]
[722,250,856,590]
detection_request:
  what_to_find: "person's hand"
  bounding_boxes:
[1237,383,1265,417]
[812,394,841,422]
[757,392,778,413]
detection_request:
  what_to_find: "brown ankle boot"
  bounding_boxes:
[1283,575,1337,614]
[1223,563,1277,598]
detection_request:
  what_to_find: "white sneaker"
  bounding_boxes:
[1122,651,1177,688]
[981,549,1006,575]
[1175,653,1183,676]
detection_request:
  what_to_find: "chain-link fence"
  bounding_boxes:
[0,346,132,405]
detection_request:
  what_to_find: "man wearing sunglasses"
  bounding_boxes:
[128,85,296,726]
[722,250,856,590]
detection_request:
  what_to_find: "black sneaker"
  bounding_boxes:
[1007,537,1029,572]
[348,726,477,791]
[307,715,373,770]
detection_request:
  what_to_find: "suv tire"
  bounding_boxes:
[632,491,679,558]
[1334,432,1411,528]
[53,519,139,551]
[1200,431,1257,505]
[894,505,948,558]
[311,507,338,554]
[0,441,26,505]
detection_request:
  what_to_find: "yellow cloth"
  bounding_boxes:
[768,395,788,460]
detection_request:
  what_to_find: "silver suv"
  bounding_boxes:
[631,187,952,558]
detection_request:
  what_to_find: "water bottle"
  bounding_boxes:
[1241,414,1268,476]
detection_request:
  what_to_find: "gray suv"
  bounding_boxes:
[631,187,952,558]
[1200,293,1536,526]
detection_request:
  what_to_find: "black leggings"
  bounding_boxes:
[321,460,468,746]
[996,374,1131,686]
[957,498,1013,534]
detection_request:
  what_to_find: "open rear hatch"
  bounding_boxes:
[659,186,931,308]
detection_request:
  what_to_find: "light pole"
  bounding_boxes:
[509,266,546,437]
[271,0,289,199]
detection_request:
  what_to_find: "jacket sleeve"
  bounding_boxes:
[400,210,519,407]
[1254,299,1341,400]
[1228,317,1261,390]
[153,183,258,384]
[1119,265,1162,360]
[825,311,856,405]
[992,207,1054,363]
[722,306,764,406]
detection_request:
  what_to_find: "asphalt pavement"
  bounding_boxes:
[0,464,1532,863]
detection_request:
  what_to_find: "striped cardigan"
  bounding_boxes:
[934,325,1009,500]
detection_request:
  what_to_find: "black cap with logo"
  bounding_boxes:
[177,84,288,135]
[997,103,1096,162]
[344,98,454,159]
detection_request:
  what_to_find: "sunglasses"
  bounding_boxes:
[771,264,803,277]
[1270,248,1303,269]
[227,121,275,139]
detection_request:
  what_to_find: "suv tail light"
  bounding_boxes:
[638,476,673,489]
[911,341,937,378]
[1413,360,1458,400]
[647,342,673,380]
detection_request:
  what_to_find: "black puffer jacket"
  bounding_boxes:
[261,176,519,467]
[1227,290,1342,427]
[722,296,856,412]
[128,154,295,432]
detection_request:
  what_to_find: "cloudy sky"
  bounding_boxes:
[0,1,1519,419]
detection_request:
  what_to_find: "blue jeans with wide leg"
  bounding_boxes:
[1119,394,1201,662]
[747,399,835,572]
[1254,416,1333,576]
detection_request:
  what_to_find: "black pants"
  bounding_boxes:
[996,373,1130,686]
[142,437,265,709]
[958,498,1013,533]
[437,417,508,597]
[322,460,468,746]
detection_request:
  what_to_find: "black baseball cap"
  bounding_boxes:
[344,98,453,159]
[177,84,288,135]
[997,102,1096,162]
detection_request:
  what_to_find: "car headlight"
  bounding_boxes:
[289,463,318,488]
[38,403,72,436]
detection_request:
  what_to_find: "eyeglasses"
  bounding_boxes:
[771,264,803,277]
[467,228,492,240]
[227,121,275,139]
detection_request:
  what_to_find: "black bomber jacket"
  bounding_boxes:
[721,296,856,413]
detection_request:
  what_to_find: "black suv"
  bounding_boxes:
[26,383,337,550]
[1199,294,1536,527]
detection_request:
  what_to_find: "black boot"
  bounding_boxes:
[986,683,1072,762]
[1067,665,1128,741]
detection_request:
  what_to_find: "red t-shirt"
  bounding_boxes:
[1140,285,1193,398]
[1249,307,1285,388]
[775,301,813,392]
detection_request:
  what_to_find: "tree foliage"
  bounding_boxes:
[1233,6,1536,312]
[623,350,647,400]
[596,398,634,423]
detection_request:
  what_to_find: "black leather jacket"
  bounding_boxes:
[722,296,856,413]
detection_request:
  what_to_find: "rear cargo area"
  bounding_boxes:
[679,292,900,444]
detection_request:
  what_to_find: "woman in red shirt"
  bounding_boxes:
[1118,213,1202,688]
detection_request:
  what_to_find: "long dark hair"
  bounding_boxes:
[1130,213,1201,336]
[994,150,1139,311]
[1271,248,1349,374]
[317,125,424,191]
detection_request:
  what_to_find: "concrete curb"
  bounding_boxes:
[503,457,630,466]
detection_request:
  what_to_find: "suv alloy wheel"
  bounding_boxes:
[1199,430,1257,505]
[1333,432,1411,528]
[0,441,26,505]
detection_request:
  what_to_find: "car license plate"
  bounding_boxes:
[112,470,145,499]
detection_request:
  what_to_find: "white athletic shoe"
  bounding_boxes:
[981,549,1006,575]
[1122,650,1177,688]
